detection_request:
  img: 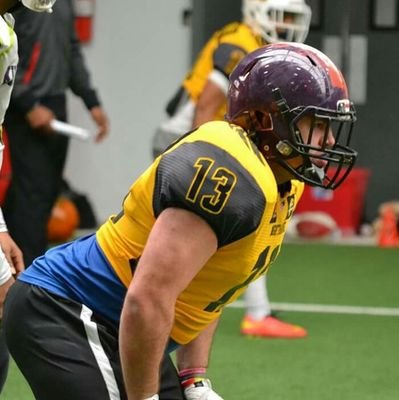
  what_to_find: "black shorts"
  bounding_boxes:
[3,281,183,400]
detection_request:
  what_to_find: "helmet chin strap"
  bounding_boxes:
[313,165,325,181]
[301,164,325,185]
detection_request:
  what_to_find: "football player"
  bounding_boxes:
[0,0,56,393]
[3,43,357,400]
[153,0,312,341]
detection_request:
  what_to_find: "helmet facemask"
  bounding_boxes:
[242,0,312,43]
[253,90,357,189]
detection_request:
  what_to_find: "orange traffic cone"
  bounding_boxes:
[377,206,399,247]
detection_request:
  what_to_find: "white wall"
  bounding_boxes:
[65,0,191,223]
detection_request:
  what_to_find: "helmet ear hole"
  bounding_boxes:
[254,111,273,131]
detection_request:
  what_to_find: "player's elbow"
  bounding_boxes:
[123,288,175,327]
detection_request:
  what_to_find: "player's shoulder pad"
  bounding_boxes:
[153,133,266,247]
[212,23,261,77]
[213,42,247,78]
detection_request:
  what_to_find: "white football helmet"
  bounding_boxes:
[20,0,56,13]
[242,0,312,43]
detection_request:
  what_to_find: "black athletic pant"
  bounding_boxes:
[3,282,184,400]
[0,324,9,394]
[4,95,69,266]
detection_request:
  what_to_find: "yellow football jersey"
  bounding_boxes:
[97,121,303,344]
[182,22,264,121]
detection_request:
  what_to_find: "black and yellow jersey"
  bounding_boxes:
[182,22,264,121]
[20,121,303,345]
[98,121,303,343]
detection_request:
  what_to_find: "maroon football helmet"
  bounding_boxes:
[226,42,357,189]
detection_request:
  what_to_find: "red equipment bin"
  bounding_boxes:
[295,168,371,236]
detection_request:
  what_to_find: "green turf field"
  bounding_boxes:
[2,243,399,399]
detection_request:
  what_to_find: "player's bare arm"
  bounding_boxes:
[177,319,223,400]
[193,80,226,128]
[0,232,24,275]
[176,318,219,371]
[120,207,217,399]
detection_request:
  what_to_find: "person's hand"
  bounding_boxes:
[90,106,109,143]
[0,232,24,275]
[182,378,224,400]
[26,104,55,133]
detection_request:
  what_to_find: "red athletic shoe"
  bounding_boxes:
[240,315,307,338]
